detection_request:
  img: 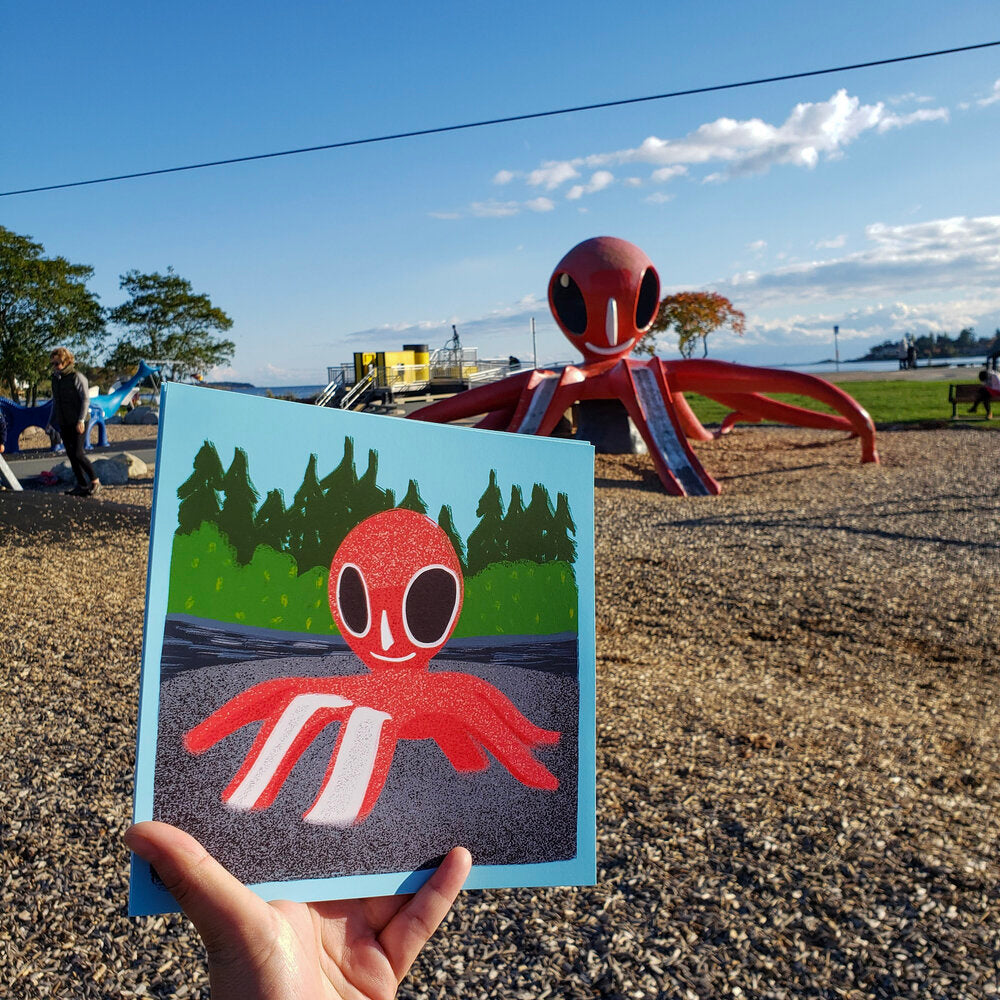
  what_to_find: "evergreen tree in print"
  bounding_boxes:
[547,492,577,563]
[286,454,326,573]
[466,469,506,576]
[437,504,467,574]
[503,484,531,562]
[218,448,261,564]
[398,478,428,515]
[177,441,225,534]
[522,483,555,562]
[254,489,289,555]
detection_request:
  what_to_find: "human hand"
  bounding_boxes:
[76,420,85,433]
[125,821,472,1000]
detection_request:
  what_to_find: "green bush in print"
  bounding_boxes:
[168,523,335,633]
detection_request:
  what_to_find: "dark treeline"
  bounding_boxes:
[859,328,999,362]
[176,437,577,578]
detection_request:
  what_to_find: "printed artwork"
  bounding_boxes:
[131,382,596,914]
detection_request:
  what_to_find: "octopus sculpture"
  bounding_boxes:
[185,508,560,827]
[409,236,879,495]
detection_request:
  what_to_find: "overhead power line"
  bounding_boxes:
[2,40,998,199]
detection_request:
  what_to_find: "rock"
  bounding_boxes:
[124,406,159,425]
[91,451,149,485]
[50,460,75,483]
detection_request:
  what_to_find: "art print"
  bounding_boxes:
[131,382,595,915]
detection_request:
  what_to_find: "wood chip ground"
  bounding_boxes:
[1,426,997,999]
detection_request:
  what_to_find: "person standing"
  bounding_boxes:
[50,347,101,496]
[898,335,909,370]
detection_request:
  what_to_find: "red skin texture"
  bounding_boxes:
[185,510,561,824]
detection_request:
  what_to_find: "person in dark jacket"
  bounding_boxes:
[0,404,7,454]
[49,347,101,496]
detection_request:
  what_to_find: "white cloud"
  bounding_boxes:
[524,197,555,212]
[747,239,767,253]
[497,89,948,191]
[877,107,949,132]
[566,170,614,200]
[722,215,1000,305]
[440,88,949,220]
[650,165,687,183]
[526,161,580,189]
[814,234,846,249]
[645,192,674,204]
[978,79,1000,107]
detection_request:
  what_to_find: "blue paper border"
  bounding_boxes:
[130,382,595,915]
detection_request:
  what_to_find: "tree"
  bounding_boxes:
[636,291,745,359]
[177,441,225,534]
[108,268,235,382]
[218,448,261,565]
[398,479,429,515]
[547,492,577,563]
[466,469,506,576]
[0,226,105,402]
[437,505,467,574]
[503,485,530,562]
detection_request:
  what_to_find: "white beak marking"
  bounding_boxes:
[380,610,394,651]
[606,298,618,345]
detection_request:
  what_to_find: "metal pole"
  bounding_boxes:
[531,317,537,369]
[833,325,840,372]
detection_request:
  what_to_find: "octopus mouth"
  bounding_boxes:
[371,651,417,662]
[585,339,634,355]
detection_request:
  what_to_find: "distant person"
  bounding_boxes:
[968,368,1000,417]
[0,404,7,454]
[898,336,909,370]
[906,343,917,370]
[49,347,102,496]
[125,821,471,1000]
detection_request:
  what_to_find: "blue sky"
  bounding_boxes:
[4,1,1000,384]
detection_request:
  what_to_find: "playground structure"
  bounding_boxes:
[0,360,160,454]
[409,236,879,496]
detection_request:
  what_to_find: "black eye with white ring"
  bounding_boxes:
[336,564,370,637]
[551,271,587,336]
[403,565,460,647]
[635,267,659,331]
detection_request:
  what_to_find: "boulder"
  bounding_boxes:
[124,406,159,425]
[51,451,150,486]
[92,452,149,485]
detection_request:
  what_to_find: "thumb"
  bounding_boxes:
[126,821,273,955]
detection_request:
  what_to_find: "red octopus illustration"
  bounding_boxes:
[409,236,879,496]
[185,508,560,827]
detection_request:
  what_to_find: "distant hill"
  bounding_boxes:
[853,328,999,362]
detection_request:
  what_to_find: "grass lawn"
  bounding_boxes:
[682,378,998,428]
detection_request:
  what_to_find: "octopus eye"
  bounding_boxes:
[403,566,460,647]
[551,272,587,336]
[635,267,659,330]
[336,564,370,637]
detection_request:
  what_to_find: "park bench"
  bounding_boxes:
[948,383,991,419]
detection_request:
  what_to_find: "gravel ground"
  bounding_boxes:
[1,426,998,999]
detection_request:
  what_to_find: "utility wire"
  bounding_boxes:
[2,40,998,198]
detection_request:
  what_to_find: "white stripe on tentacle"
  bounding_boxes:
[304,707,393,827]
[225,693,353,811]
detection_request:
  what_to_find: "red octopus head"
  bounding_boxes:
[547,236,660,363]
[328,508,464,673]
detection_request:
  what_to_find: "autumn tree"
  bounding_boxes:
[0,226,105,402]
[107,268,235,382]
[636,291,745,359]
